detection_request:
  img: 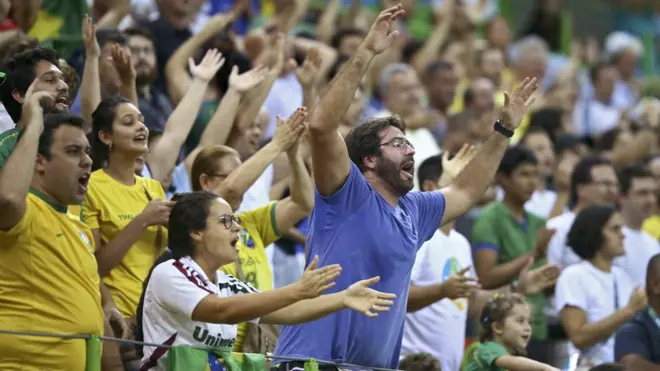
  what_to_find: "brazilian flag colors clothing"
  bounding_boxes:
[0,127,20,168]
[140,256,259,370]
[165,346,266,371]
[27,0,90,58]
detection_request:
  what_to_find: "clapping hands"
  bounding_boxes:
[189,49,225,83]
[273,107,308,152]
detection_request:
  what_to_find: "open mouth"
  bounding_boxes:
[133,133,147,143]
[230,238,239,250]
[400,161,415,180]
[55,95,69,109]
[78,173,90,191]
[521,334,531,343]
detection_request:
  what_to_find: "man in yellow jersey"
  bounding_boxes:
[0,82,103,370]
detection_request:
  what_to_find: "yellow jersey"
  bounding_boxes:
[0,190,103,371]
[83,169,168,317]
[643,215,660,240]
[220,202,281,351]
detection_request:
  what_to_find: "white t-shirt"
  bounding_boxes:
[237,164,274,213]
[546,211,580,269]
[555,261,634,365]
[402,229,474,371]
[140,256,259,371]
[573,100,621,136]
[614,226,660,287]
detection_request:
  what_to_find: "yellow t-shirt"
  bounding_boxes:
[220,202,281,351]
[83,169,168,317]
[643,215,660,240]
[0,190,103,371]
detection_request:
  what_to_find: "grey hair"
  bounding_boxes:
[379,63,415,98]
[510,36,549,65]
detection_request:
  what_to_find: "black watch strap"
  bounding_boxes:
[493,120,514,138]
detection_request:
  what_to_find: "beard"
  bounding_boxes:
[135,66,157,87]
[374,156,414,197]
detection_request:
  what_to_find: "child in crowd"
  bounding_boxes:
[464,293,560,371]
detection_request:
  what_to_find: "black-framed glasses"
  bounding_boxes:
[379,137,414,150]
[217,214,241,229]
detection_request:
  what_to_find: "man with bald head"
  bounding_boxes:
[615,253,660,368]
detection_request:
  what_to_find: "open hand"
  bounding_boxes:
[499,77,538,130]
[189,49,225,83]
[111,44,136,82]
[296,256,342,299]
[343,276,396,318]
[517,258,560,295]
[229,65,268,93]
[82,14,100,58]
[273,107,307,152]
[441,266,480,299]
[295,47,322,88]
[441,144,476,182]
[362,4,405,54]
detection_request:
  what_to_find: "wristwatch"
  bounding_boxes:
[493,120,514,138]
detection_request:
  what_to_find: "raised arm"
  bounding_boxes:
[164,13,236,105]
[148,49,225,184]
[0,81,49,230]
[273,113,315,233]
[440,77,539,223]
[311,5,405,196]
[111,44,138,106]
[79,15,101,133]
[216,109,305,211]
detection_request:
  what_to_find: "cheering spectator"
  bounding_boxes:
[547,156,619,269]
[0,46,70,167]
[465,293,560,371]
[274,3,539,368]
[472,145,555,363]
[190,108,314,352]
[136,191,395,370]
[615,253,660,367]
[556,204,648,367]
[614,165,660,287]
[0,88,101,369]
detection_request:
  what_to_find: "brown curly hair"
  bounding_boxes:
[478,292,529,354]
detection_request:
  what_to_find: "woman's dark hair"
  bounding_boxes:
[479,292,528,352]
[168,191,220,259]
[90,95,132,171]
[399,353,441,371]
[134,250,174,356]
[199,32,251,96]
[567,204,618,260]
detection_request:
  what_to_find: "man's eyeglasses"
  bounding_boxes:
[218,214,241,229]
[379,137,414,150]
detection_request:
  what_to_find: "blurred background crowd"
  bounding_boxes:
[1,0,660,370]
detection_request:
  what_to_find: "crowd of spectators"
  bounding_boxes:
[0,0,659,370]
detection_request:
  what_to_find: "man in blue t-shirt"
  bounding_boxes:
[273,4,539,369]
[615,253,660,367]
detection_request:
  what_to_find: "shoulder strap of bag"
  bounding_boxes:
[141,181,163,251]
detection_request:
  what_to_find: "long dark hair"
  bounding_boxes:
[90,95,132,171]
[134,250,174,356]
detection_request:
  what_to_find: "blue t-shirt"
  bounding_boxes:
[274,162,446,369]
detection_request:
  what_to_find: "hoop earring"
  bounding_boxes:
[108,143,113,152]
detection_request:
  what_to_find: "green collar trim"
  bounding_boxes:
[29,187,67,213]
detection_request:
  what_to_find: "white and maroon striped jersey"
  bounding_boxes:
[140,256,259,370]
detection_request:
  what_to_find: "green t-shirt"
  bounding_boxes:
[464,341,509,371]
[184,100,219,157]
[0,128,21,168]
[471,201,548,340]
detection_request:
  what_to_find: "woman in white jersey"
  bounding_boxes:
[135,191,396,370]
[555,204,648,367]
